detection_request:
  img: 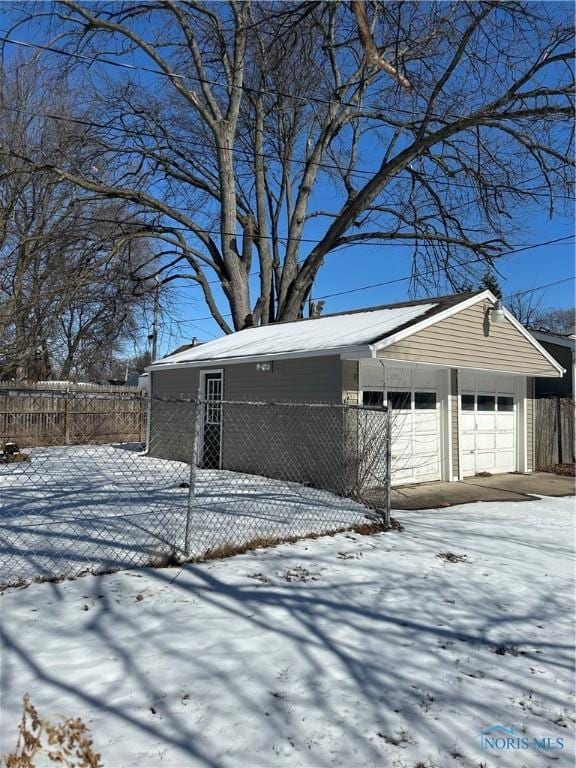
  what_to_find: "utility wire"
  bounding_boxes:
[310,236,575,301]
[0,31,501,121]
[506,277,574,299]
[164,236,574,323]
[3,104,573,199]
[74,210,574,249]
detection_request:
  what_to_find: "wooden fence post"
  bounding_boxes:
[64,390,70,446]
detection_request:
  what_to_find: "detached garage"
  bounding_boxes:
[147,290,564,487]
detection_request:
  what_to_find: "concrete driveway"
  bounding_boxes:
[392,471,575,510]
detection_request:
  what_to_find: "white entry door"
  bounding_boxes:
[461,392,516,476]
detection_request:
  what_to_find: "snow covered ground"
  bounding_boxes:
[1,496,573,768]
[0,445,371,584]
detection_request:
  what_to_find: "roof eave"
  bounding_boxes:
[146,344,374,372]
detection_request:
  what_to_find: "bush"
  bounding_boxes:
[2,694,102,768]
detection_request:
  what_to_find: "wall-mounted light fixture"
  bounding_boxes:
[256,361,273,372]
[487,299,506,324]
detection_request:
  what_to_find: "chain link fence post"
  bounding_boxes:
[184,394,203,557]
[384,405,391,527]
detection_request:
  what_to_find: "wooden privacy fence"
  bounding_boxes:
[0,384,148,447]
[534,396,575,469]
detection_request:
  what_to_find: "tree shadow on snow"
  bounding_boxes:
[1,518,574,767]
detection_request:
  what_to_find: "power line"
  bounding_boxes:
[1,27,573,132]
[166,236,574,323]
[310,236,575,301]
[3,104,573,200]
[0,31,470,120]
[75,210,574,250]
[168,273,575,331]
[125,231,576,301]
[506,277,574,299]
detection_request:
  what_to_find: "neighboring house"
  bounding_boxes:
[529,330,575,399]
[147,290,563,487]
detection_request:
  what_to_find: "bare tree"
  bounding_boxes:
[0,59,154,381]
[507,292,548,330]
[2,1,574,332]
[535,307,575,335]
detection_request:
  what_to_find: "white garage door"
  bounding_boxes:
[363,389,441,484]
[461,392,516,476]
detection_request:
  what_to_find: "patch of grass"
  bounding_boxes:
[377,728,412,746]
[0,566,121,593]
[197,518,402,563]
[0,516,403,591]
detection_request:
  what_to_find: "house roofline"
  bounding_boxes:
[148,289,564,377]
[530,329,576,350]
[502,308,565,375]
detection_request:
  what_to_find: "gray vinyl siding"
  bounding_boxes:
[148,356,345,489]
[379,302,561,377]
[223,356,343,402]
[148,369,199,463]
[220,356,344,490]
[151,367,200,397]
[526,377,534,471]
[450,369,460,478]
[342,360,360,404]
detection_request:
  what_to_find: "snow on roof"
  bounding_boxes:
[153,302,436,366]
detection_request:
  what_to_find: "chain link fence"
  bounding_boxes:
[0,393,390,586]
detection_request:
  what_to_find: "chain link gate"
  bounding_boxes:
[1,392,391,586]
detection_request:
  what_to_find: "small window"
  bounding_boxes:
[477,394,496,411]
[461,394,475,411]
[363,390,384,407]
[388,391,411,410]
[498,396,514,412]
[415,392,436,410]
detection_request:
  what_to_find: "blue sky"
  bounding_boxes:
[1,9,573,357]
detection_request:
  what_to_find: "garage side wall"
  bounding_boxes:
[149,357,346,491]
[148,369,200,463]
[220,356,345,491]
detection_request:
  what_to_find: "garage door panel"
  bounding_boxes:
[414,456,440,479]
[476,413,496,431]
[389,385,441,485]
[496,433,514,449]
[497,413,515,430]
[414,411,438,428]
[416,435,439,451]
[476,432,496,451]
[461,453,475,474]
[392,437,413,454]
[496,451,515,471]
[475,452,497,471]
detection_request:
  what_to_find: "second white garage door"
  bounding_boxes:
[460,391,516,476]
